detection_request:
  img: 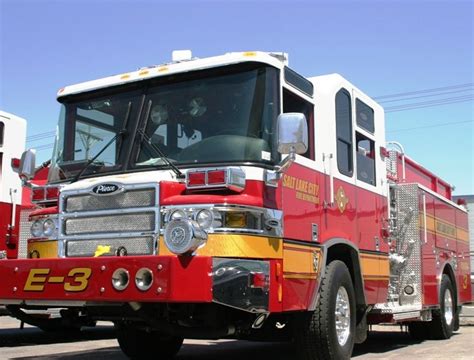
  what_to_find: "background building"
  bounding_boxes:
[453,195,474,274]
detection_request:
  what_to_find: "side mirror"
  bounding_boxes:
[19,149,36,180]
[277,113,308,155]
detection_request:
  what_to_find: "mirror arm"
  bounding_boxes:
[275,146,296,174]
[265,146,296,186]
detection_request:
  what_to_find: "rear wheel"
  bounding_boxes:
[116,325,183,360]
[428,275,455,339]
[295,260,356,360]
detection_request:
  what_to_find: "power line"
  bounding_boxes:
[385,96,473,113]
[27,131,56,142]
[373,83,473,100]
[34,143,54,151]
[378,88,473,104]
[387,120,473,133]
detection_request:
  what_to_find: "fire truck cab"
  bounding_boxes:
[1,51,471,360]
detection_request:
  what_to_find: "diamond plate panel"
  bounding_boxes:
[66,236,155,257]
[64,212,155,235]
[391,183,423,307]
[18,208,34,259]
[65,189,155,212]
[386,150,398,179]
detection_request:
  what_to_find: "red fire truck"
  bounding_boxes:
[1,51,471,359]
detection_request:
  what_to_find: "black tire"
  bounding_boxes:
[295,260,356,360]
[428,274,455,339]
[116,326,183,360]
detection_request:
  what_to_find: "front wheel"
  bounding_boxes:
[116,325,183,360]
[295,260,356,360]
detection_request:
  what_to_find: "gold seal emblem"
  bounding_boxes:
[336,186,349,213]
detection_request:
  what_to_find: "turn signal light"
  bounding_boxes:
[46,187,59,200]
[207,170,226,184]
[225,212,247,228]
[32,187,45,202]
[188,172,206,186]
[31,186,60,203]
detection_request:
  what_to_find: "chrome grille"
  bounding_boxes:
[59,183,159,258]
[66,237,154,257]
[64,212,156,235]
[65,188,155,212]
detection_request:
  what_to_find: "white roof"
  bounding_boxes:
[57,51,287,98]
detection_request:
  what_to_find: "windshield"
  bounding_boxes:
[48,91,142,182]
[49,64,279,183]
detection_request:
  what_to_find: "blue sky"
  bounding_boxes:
[1,0,472,194]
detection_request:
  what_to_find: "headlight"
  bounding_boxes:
[164,219,207,255]
[195,209,213,229]
[43,219,56,237]
[170,210,186,221]
[30,217,58,238]
[31,220,44,237]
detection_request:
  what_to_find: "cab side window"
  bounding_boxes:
[356,99,374,133]
[283,90,314,160]
[356,132,376,185]
[335,89,353,176]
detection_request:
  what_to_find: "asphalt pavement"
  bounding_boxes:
[0,316,473,359]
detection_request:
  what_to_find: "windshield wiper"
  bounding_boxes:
[137,100,184,179]
[71,102,132,183]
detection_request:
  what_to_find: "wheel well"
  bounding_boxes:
[442,264,458,305]
[326,243,366,310]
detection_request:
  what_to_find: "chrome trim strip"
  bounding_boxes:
[60,206,157,219]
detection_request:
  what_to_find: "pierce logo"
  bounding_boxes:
[92,184,120,195]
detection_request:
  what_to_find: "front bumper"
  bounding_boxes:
[0,256,270,313]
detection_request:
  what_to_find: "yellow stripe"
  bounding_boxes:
[360,253,389,279]
[283,243,321,279]
[28,240,58,259]
[456,228,469,242]
[422,214,469,242]
[158,234,282,258]
[283,274,317,280]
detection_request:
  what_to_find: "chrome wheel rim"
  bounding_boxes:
[335,286,351,346]
[444,289,453,326]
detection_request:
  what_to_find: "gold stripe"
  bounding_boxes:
[283,244,320,275]
[28,240,58,259]
[360,254,389,278]
[158,234,282,258]
[422,214,469,242]
[283,274,317,280]
[363,275,390,281]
